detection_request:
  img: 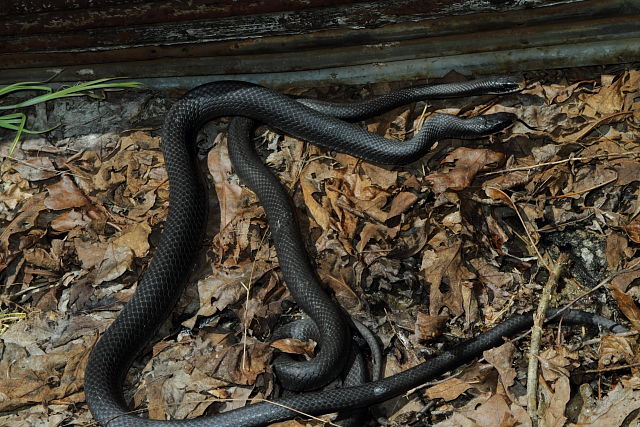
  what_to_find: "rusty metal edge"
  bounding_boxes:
[1,15,637,83]
[3,37,637,90]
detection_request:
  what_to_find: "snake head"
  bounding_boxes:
[479,112,518,135]
[486,76,525,94]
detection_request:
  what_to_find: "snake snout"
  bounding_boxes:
[488,76,525,94]
[481,112,517,134]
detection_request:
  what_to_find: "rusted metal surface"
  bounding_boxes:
[1,0,638,88]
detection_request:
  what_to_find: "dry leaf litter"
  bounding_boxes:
[1,68,640,426]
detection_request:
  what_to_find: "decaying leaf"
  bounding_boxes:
[609,286,640,332]
[44,175,89,210]
[568,385,640,427]
[426,148,506,194]
[425,378,472,401]
[4,69,640,426]
[270,338,316,358]
[207,134,243,231]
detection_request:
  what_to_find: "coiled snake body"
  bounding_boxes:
[85,78,625,426]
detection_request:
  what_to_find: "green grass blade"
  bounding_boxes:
[0,71,62,97]
[5,113,26,155]
[0,78,143,110]
[1,75,142,155]
[0,83,53,98]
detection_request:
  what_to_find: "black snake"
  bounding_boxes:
[85,77,625,426]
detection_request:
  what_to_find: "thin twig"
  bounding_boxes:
[526,253,569,426]
[547,176,617,200]
[481,149,640,177]
[240,226,270,372]
[581,361,640,374]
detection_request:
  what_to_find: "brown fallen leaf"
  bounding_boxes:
[483,342,517,391]
[414,311,448,341]
[623,218,640,244]
[44,175,89,210]
[12,156,58,181]
[581,74,625,117]
[421,239,475,320]
[611,158,640,186]
[360,162,398,189]
[425,148,506,194]
[318,270,360,310]
[270,338,316,358]
[387,191,418,220]
[208,134,243,231]
[74,239,106,270]
[94,243,133,284]
[113,222,151,258]
[482,170,531,192]
[540,374,571,427]
[458,393,519,427]
[609,286,640,332]
[50,209,92,232]
[0,340,86,412]
[300,166,333,232]
[598,335,635,369]
[568,384,640,427]
[185,260,272,329]
[469,258,513,297]
[610,268,640,293]
[356,222,390,253]
[558,111,633,143]
[605,233,628,269]
[0,192,47,272]
[425,377,472,401]
[23,247,61,271]
[191,337,273,386]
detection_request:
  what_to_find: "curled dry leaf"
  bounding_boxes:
[482,170,531,192]
[386,191,418,220]
[540,374,571,427]
[186,260,272,329]
[12,157,58,181]
[623,218,640,244]
[0,192,47,271]
[300,168,333,232]
[192,338,273,386]
[609,286,640,332]
[50,209,92,232]
[568,385,640,427]
[208,134,243,231]
[414,311,448,341]
[92,222,151,284]
[270,338,316,358]
[598,335,635,369]
[483,342,517,390]
[425,148,505,194]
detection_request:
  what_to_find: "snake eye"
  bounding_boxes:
[487,76,524,94]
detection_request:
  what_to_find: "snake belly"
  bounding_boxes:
[84,77,623,426]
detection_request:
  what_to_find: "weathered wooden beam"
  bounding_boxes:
[2,0,593,45]
[0,0,637,88]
